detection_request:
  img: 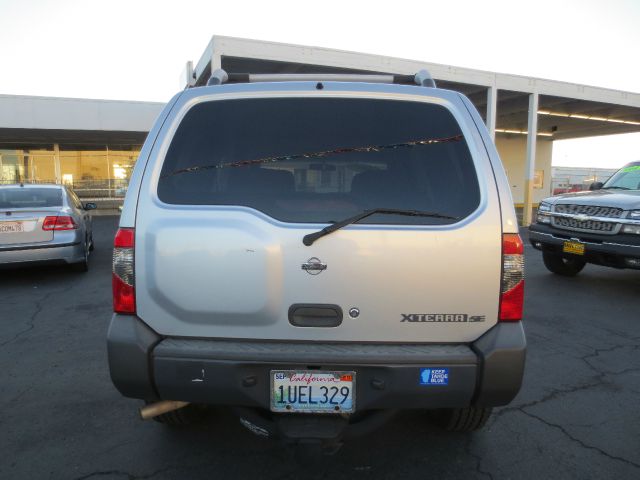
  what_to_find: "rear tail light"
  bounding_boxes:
[500,233,524,321]
[113,228,135,314]
[42,215,78,231]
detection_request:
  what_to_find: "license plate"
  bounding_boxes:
[0,221,25,233]
[563,240,585,255]
[271,370,355,414]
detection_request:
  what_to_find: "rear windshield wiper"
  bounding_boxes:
[602,186,631,190]
[303,208,460,246]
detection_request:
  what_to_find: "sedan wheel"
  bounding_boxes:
[71,240,90,272]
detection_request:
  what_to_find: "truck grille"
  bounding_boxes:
[552,216,616,233]
[551,204,622,234]
[554,204,623,218]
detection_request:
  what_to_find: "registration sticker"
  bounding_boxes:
[563,240,585,255]
[420,368,449,386]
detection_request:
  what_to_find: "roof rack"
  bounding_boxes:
[205,69,436,88]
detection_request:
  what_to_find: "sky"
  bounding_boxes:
[1,0,639,168]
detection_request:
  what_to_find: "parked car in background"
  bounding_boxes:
[530,161,640,276]
[108,70,526,447]
[0,184,96,271]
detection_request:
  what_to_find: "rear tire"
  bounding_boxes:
[542,251,586,276]
[71,240,89,272]
[429,407,492,432]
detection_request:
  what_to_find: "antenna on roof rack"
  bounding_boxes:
[205,68,437,88]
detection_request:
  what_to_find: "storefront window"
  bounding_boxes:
[0,143,141,198]
[105,146,138,196]
[58,144,140,198]
[0,146,56,184]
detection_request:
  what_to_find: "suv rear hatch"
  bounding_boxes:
[133,90,503,343]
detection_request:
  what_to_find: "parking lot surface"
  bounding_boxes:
[1,216,639,479]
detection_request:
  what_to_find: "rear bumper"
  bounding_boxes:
[529,224,640,269]
[0,241,83,266]
[107,315,526,409]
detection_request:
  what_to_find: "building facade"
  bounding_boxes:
[2,36,640,219]
[0,144,141,190]
[0,94,162,208]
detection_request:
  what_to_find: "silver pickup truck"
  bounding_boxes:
[107,69,526,446]
[530,162,640,275]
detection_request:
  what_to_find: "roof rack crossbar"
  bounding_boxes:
[205,69,436,88]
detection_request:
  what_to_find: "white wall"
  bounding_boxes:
[0,94,164,132]
[495,136,553,205]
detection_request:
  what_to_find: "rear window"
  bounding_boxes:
[0,188,62,208]
[158,97,480,224]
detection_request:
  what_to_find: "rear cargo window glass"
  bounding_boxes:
[158,97,480,224]
[0,188,62,208]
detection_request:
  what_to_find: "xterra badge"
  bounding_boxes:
[400,314,485,323]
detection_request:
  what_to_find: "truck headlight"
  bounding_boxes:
[537,202,552,223]
[624,211,640,233]
[538,202,552,213]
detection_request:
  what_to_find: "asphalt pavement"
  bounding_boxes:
[1,217,639,479]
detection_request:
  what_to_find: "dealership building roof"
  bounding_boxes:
[0,94,162,145]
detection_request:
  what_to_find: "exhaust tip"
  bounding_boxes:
[139,400,190,420]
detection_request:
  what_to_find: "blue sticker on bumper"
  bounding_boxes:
[420,368,449,385]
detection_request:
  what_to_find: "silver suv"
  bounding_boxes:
[107,70,526,444]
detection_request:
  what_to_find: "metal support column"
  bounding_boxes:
[486,86,497,140]
[211,45,222,73]
[523,93,539,226]
[106,146,112,198]
[53,143,61,184]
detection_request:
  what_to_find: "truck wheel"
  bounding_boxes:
[430,407,492,432]
[542,252,586,276]
[145,401,203,426]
